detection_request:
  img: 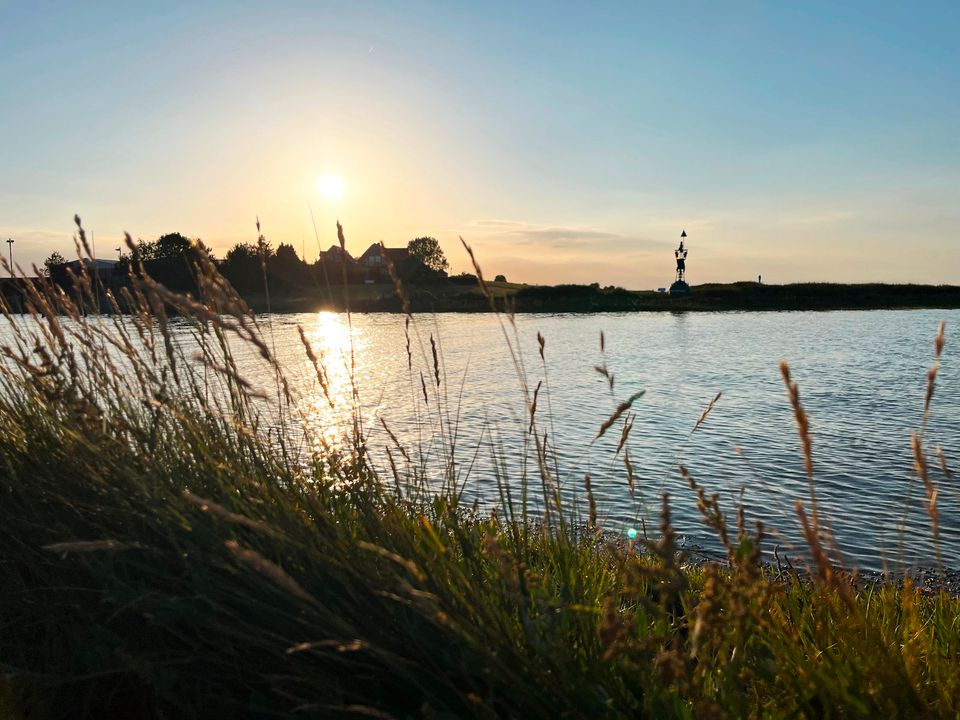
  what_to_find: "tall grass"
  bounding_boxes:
[0,220,958,719]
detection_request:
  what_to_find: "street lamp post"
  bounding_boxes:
[6,238,13,277]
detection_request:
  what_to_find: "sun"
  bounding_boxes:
[315,174,345,200]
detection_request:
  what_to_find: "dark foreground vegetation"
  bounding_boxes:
[1,221,958,718]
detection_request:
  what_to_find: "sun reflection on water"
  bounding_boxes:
[299,311,365,453]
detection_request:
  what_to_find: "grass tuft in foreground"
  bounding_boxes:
[0,222,958,718]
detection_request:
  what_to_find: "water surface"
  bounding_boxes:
[214,309,959,572]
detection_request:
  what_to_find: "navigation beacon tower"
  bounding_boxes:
[669,229,690,296]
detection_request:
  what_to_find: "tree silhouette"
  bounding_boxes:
[407,237,449,273]
[273,243,300,266]
[269,243,312,289]
[224,242,259,264]
[42,251,67,277]
[221,242,261,292]
[131,233,193,262]
[125,233,203,291]
[152,233,193,260]
[256,236,273,264]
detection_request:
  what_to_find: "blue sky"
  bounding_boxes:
[1,1,958,287]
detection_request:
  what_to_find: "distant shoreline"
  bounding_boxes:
[232,280,960,314]
[4,278,959,315]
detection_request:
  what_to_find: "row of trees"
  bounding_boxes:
[42,234,452,295]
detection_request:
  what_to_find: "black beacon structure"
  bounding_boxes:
[669,229,690,296]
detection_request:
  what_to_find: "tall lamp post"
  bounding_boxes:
[6,238,13,277]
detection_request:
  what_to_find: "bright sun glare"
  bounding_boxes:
[316,174,345,200]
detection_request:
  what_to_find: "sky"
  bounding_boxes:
[1,1,958,288]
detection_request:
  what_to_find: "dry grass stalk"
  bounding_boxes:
[357,541,426,583]
[584,474,597,527]
[935,446,953,479]
[405,316,412,370]
[912,431,941,570]
[381,241,411,316]
[779,360,820,535]
[224,540,318,606]
[459,238,491,305]
[681,465,731,559]
[596,390,645,440]
[298,326,335,410]
[529,380,543,433]
[182,490,281,538]
[614,413,634,459]
[429,334,440,387]
[779,361,813,480]
[794,501,834,587]
[43,540,139,554]
[914,322,946,568]
[298,704,396,719]
[690,563,721,659]
[623,448,635,497]
[693,392,722,433]
[923,321,945,425]
[198,358,268,400]
[594,363,614,391]
[286,639,367,655]
[380,417,411,463]
[385,445,403,495]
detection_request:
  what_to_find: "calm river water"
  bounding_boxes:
[214,309,960,572]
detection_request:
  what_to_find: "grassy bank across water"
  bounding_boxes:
[231,280,960,314]
[1,232,959,718]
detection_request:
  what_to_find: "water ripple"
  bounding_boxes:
[211,309,960,571]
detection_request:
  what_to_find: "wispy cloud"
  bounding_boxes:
[466,219,667,252]
[780,210,855,227]
[1,229,73,245]
[448,219,680,289]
